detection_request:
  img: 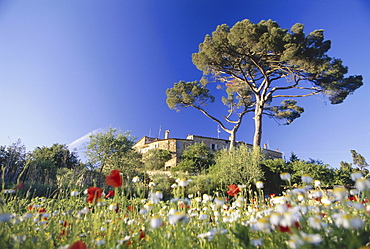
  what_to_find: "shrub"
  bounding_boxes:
[208,146,264,187]
[143,149,172,170]
[172,142,214,174]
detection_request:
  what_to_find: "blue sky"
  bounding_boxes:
[0,0,369,168]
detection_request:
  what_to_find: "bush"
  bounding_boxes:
[172,142,214,174]
[260,158,288,195]
[289,159,335,186]
[148,174,177,200]
[185,174,219,196]
[208,146,264,187]
[143,149,172,170]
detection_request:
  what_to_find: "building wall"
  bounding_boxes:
[263,149,283,159]
[133,135,283,168]
[186,135,230,152]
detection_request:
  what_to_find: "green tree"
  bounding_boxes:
[84,128,142,175]
[289,159,334,186]
[209,146,263,186]
[143,149,172,170]
[350,150,368,172]
[173,142,214,174]
[192,19,363,147]
[166,80,253,150]
[333,161,354,186]
[261,158,292,194]
[288,152,300,162]
[23,143,80,185]
[56,167,87,189]
[0,139,27,186]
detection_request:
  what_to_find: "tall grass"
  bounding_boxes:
[0,172,369,248]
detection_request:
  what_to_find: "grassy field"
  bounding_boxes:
[0,171,369,249]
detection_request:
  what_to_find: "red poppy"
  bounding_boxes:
[106,169,123,188]
[127,205,134,211]
[61,221,70,227]
[87,187,103,204]
[105,190,115,199]
[278,221,300,233]
[227,184,241,197]
[126,241,134,247]
[69,240,88,249]
[278,225,291,233]
[38,207,46,213]
[58,229,67,239]
[139,230,146,241]
[178,203,190,209]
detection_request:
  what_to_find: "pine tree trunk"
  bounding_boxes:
[253,103,263,148]
[229,130,236,151]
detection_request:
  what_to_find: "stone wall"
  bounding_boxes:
[133,134,283,168]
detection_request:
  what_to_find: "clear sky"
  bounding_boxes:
[0,0,369,168]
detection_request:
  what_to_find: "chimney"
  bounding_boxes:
[164,130,170,139]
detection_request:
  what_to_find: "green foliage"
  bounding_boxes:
[289,159,334,185]
[222,79,254,109]
[25,157,56,185]
[166,80,215,111]
[143,149,172,170]
[148,174,177,200]
[193,19,362,103]
[84,128,142,176]
[56,167,87,189]
[261,157,361,190]
[166,80,253,149]
[232,223,250,249]
[23,143,80,186]
[0,140,26,185]
[171,159,196,173]
[1,172,369,249]
[209,146,263,186]
[172,142,214,174]
[351,149,368,172]
[332,161,354,186]
[191,19,363,146]
[30,143,79,169]
[185,174,218,196]
[260,158,291,194]
[269,99,304,125]
[289,152,300,162]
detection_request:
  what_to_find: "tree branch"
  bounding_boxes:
[192,105,232,133]
[272,91,320,98]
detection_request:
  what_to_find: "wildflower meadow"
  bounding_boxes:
[1,169,370,249]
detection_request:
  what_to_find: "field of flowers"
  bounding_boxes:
[1,169,369,249]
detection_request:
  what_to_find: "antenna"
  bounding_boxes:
[157,125,162,139]
[217,125,221,139]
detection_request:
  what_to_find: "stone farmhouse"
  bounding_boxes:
[133,130,282,168]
